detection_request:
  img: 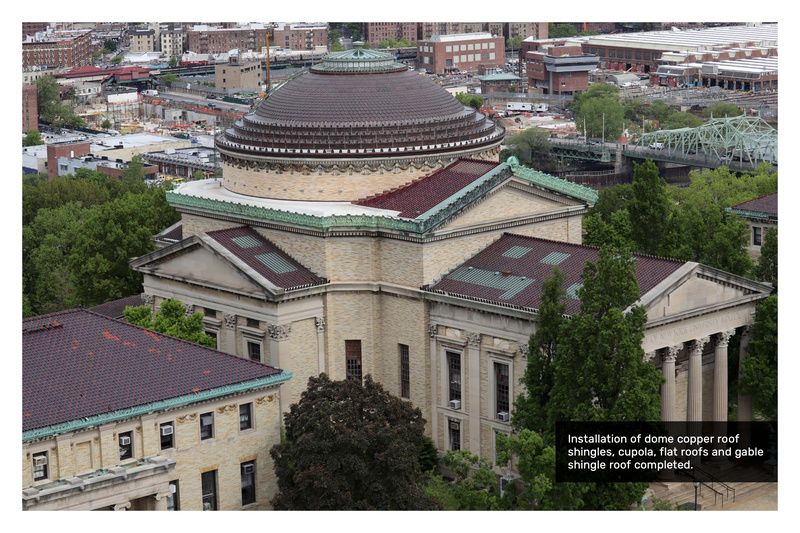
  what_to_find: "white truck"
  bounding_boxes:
[534,103,549,113]
[142,89,159,97]
[506,102,533,112]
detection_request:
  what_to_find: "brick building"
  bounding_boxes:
[23,29,92,69]
[417,33,504,74]
[23,83,39,133]
[46,141,90,180]
[522,38,599,94]
[22,22,49,40]
[186,24,270,54]
[272,23,328,51]
[365,23,417,46]
[130,28,157,53]
[417,22,547,41]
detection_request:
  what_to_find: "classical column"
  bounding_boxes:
[113,501,131,511]
[737,326,753,422]
[153,491,171,511]
[465,332,481,456]
[661,346,680,422]
[428,324,439,448]
[315,317,326,375]
[688,337,709,421]
[267,323,292,413]
[713,330,736,422]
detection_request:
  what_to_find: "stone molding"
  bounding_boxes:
[465,332,481,347]
[223,313,237,329]
[718,329,736,348]
[692,336,710,356]
[314,316,326,332]
[268,324,292,341]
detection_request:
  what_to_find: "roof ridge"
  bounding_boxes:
[79,308,283,373]
[23,308,83,323]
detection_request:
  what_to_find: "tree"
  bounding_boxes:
[122,155,146,180]
[111,55,123,66]
[161,73,178,87]
[661,111,703,130]
[270,374,437,510]
[513,268,566,436]
[549,23,580,38]
[455,92,483,110]
[628,160,676,256]
[583,210,635,249]
[23,130,43,146]
[192,170,205,181]
[754,228,777,290]
[739,295,777,420]
[705,102,743,118]
[101,119,112,129]
[124,299,216,347]
[168,55,178,68]
[507,36,523,50]
[546,241,662,509]
[425,451,506,510]
[103,39,118,53]
[573,84,624,140]
[35,75,85,129]
[505,127,556,172]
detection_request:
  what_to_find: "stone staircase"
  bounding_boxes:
[649,473,775,510]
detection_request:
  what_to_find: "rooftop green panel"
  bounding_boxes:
[255,253,297,274]
[231,235,261,249]
[501,246,533,259]
[447,266,534,300]
[540,251,571,265]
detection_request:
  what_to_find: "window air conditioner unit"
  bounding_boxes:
[497,411,510,422]
[119,435,131,446]
[449,399,461,410]
[242,464,255,474]
[161,425,174,436]
[33,456,48,467]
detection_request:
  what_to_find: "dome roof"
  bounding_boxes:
[217,49,503,161]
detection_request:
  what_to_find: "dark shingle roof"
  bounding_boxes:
[23,309,283,433]
[206,226,326,290]
[88,294,145,319]
[355,159,502,218]
[426,233,686,314]
[731,192,777,217]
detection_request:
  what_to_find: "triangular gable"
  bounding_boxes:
[639,263,771,321]
[130,236,284,299]
[437,177,582,232]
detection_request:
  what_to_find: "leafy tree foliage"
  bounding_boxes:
[506,36,523,50]
[103,39,118,53]
[705,102,743,118]
[122,155,146,180]
[168,56,178,68]
[661,110,703,130]
[573,83,624,140]
[35,76,85,129]
[754,229,777,290]
[739,295,777,420]
[23,130,43,146]
[583,210,635,249]
[124,299,216,346]
[425,451,505,510]
[455,92,484,110]
[548,23,580,38]
[270,374,437,510]
[161,73,178,87]
[101,119,112,129]
[377,38,411,48]
[111,55,123,65]
[513,268,565,436]
[628,160,676,256]
[504,127,557,172]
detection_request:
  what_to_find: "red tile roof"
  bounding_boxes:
[426,233,685,314]
[731,192,777,217]
[23,309,283,432]
[206,226,326,290]
[355,159,502,218]
[88,294,145,319]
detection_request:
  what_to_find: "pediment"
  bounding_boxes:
[437,179,580,232]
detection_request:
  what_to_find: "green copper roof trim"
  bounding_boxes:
[725,207,777,221]
[506,156,599,204]
[416,163,510,221]
[311,47,407,74]
[22,371,293,442]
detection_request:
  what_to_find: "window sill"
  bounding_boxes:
[242,502,259,510]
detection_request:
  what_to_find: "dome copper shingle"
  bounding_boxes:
[217,48,504,160]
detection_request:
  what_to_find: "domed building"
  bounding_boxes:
[131,46,768,500]
[216,47,504,200]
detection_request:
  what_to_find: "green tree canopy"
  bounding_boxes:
[111,55,123,65]
[549,23,579,38]
[455,92,484,110]
[754,228,777,290]
[504,127,557,172]
[705,102,743,118]
[100,119,112,129]
[739,295,777,420]
[168,56,178,68]
[122,155,146,180]
[103,39,118,53]
[124,298,216,347]
[573,84,624,140]
[270,374,437,510]
[628,160,676,256]
[23,130,43,147]
[35,75,86,129]
[425,451,505,510]
[161,73,178,87]
[507,36,523,50]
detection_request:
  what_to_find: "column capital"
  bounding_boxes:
[666,344,683,361]
[645,351,658,362]
[717,329,736,348]
[465,332,481,347]
[142,293,154,306]
[113,501,132,511]
[268,323,292,342]
[314,316,326,332]
[428,323,438,338]
[692,336,710,355]
[184,304,195,316]
[223,313,237,329]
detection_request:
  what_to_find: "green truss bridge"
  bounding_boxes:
[549,116,777,172]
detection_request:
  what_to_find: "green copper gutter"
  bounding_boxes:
[725,207,777,221]
[506,156,599,204]
[23,371,292,442]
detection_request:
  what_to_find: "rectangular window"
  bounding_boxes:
[119,431,133,460]
[495,362,510,418]
[489,42,496,49]
[445,45,452,52]
[167,480,180,511]
[345,340,363,382]
[449,419,461,451]
[753,226,763,246]
[204,308,217,318]
[239,403,253,430]
[160,421,175,450]
[247,341,262,362]
[32,451,48,481]
[200,412,214,440]
[201,470,218,510]
[246,317,260,328]
[241,461,256,506]
[489,52,496,61]
[447,351,461,402]
[399,344,410,399]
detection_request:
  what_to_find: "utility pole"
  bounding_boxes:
[602,113,605,144]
